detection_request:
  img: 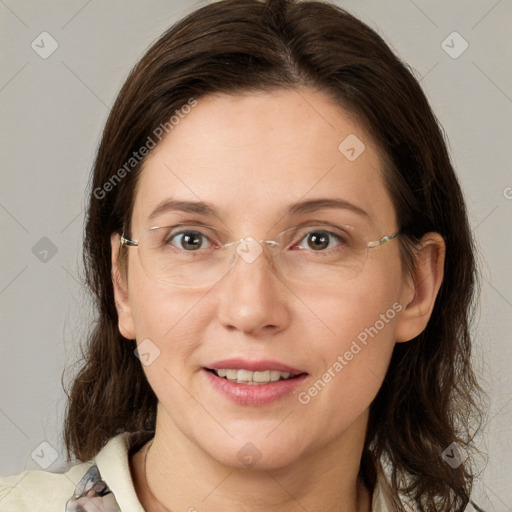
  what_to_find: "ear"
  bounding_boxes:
[395,232,445,343]
[111,233,136,340]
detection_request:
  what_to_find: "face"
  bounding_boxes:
[112,88,415,470]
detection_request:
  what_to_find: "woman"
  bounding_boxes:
[0,0,485,510]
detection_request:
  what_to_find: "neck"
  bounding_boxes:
[131,408,372,512]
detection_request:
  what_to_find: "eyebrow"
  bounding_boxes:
[147,197,369,221]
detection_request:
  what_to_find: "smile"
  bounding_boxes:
[202,366,308,406]
[207,368,298,384]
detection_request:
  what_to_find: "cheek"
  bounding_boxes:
[130,283,208,351]
[315,285,399,366]
[299,261,402,410]
[127,248,203,338]
[294,318,396,449]
[313,255,401,344]
[127,257,210,381]
[128,281,211,411]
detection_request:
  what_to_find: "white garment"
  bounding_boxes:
[0,432,396,511]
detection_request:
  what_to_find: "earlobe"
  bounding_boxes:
[110,233,136,340]
[395,232,446,343]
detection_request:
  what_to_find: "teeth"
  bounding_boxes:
[212,368,294,384]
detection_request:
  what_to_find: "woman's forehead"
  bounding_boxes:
[148,88,370,155]
[132,89,396,229]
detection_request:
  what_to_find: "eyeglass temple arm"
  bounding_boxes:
[366,232,399,248]
[120,234,138,247]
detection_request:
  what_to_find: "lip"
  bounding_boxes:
[205,358,305,374]
[203,368,308,406]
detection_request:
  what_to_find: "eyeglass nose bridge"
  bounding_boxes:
[223,236,281,267]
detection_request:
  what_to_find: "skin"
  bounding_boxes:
[111,87,445,512]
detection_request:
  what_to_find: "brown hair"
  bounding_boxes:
[64,1,485,510]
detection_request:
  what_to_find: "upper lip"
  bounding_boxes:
[205,358,306,375]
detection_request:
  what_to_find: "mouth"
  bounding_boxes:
[204,367,306,385]
[202,360,309,405]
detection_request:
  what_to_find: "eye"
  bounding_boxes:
[165,229,213,251]
[293,229,348,251]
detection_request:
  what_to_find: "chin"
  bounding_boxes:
[196,430,310,471]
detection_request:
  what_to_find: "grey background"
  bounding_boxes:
[0,0,511,509]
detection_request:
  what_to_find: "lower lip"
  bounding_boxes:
[203,368,308,406]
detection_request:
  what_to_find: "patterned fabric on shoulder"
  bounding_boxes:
[65,465,121,511]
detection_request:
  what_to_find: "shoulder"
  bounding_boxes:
[0,431,151,512]
[0,461,93,512]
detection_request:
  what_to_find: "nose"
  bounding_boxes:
[214,239,291,335]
